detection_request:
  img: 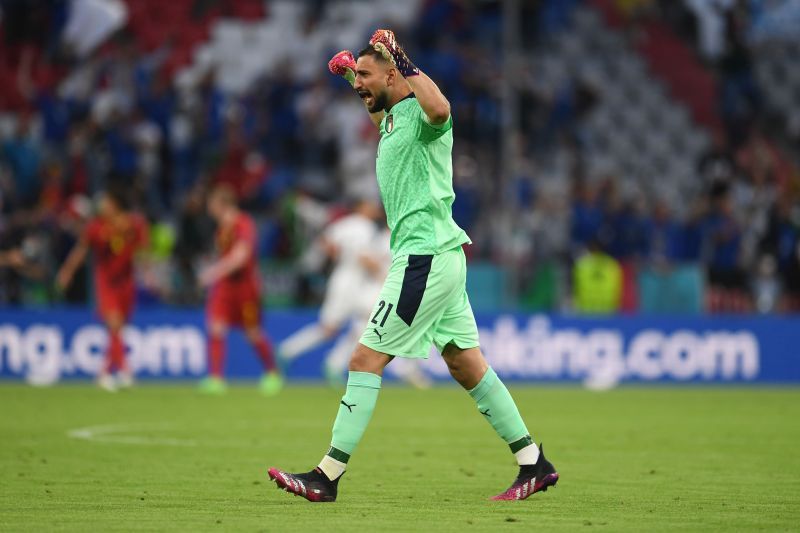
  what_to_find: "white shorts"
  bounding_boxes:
[320,279,383,329]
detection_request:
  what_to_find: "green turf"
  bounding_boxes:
[1,383,798,531]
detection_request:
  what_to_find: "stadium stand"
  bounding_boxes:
[0,0,798,314]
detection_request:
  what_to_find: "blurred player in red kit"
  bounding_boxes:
[198,185,283,395]
[56,188,148,392]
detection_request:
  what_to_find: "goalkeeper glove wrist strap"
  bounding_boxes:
[397,56,420,78]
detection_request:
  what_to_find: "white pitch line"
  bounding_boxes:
[67,423,198,447]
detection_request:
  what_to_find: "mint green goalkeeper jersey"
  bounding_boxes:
[376,94,471,257]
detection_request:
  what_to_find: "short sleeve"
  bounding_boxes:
[418,107,453,143]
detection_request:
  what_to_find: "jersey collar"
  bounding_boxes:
[387,92,416,112]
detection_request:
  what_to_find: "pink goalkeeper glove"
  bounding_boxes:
[328,50,357,87]
[369,29,419,78]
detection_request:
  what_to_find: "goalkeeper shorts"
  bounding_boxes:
[358,246,480,358]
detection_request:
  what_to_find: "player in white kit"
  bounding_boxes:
[280,202,431,387]
[324,226,431,387]
[278,200,382,380]
[321,225,389,382]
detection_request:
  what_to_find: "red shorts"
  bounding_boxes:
[206,283,262,328]
[96,283,135,322]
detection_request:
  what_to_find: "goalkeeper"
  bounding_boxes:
[268,30,559,502]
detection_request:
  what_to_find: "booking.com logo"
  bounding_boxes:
[0,324,207,385]
[416,316,760,384]
[0,316,761,385]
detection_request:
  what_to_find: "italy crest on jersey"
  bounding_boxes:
[386,114,394,134]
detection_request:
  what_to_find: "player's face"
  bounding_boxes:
[355,55,390,113]
[97,194,116,218]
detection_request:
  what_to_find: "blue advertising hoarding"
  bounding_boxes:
[0,308,798,385]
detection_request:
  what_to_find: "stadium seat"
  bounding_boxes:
[538,3,714,210]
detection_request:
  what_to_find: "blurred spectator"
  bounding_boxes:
[645,201,684,266]
[698,130,738,188]
[570,179,604,253]
[679,199,708,264]
[2,114,41,208]
[760,197,800,312]
[718,2,760,148]
[0,211,50,304]
[137,217,175,305]
[705,184,750,312]
[601,188,649,261]
[573,239,623,314]
[172,185,214,306]
[639,201,705,313]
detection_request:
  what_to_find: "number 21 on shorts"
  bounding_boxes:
[371,300,393,328]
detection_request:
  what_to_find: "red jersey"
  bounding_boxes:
[214,212,260,291]
[86,214,148,290]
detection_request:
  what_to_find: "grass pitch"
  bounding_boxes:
[1,383,798,531]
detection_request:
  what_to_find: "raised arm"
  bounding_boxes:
[404,71,450,125]
[369,29,450,125]
[329,50,385,128]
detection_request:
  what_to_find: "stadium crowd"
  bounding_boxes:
[0,0,798,313]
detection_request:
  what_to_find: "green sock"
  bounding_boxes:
[321,371,382,478]
[469,367,533,455]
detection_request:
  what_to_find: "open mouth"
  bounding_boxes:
[358,91,374,107]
